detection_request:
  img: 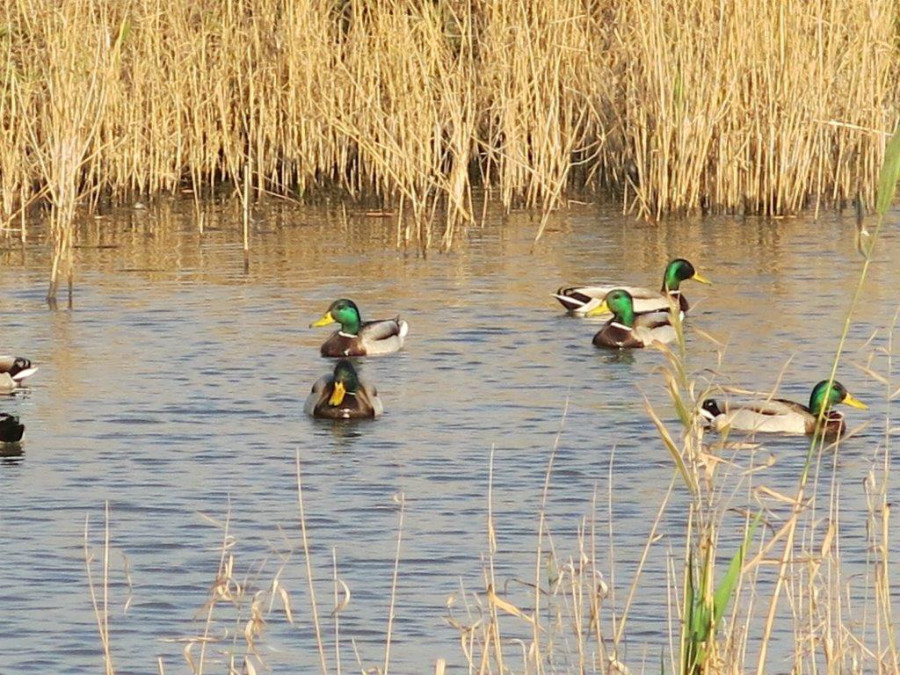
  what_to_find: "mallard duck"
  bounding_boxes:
[700,380,867,437]
[0,355,38,393]
[310,299,408,357]
[304,359,384,419]
[587,289,677,349]
[554,258,711,317]
[0,412,24,443]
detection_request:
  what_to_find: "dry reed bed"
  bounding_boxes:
[1,0,897,294]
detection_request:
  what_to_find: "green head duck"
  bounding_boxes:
[809,380,867,417]
[328,359,361,406]
[311,299,363,335]
[589,289,636,325]
[662,258,711,293]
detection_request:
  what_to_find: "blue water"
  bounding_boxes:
[0,202,896,672]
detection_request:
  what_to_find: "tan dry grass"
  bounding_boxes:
[1,0,896,281]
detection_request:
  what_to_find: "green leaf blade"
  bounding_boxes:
[876,123,900,215]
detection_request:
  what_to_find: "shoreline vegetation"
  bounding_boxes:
[0,0,897,299]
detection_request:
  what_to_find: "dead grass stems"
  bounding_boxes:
[2,0,896,299]
[84,501,115,675]
[447,259,897,673]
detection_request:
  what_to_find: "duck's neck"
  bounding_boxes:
[613,305,635,328]
[808,392,832,417]
[808,383,840,417]
[339,312,362,335]
[661,266,682,294]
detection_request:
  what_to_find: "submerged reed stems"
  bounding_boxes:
[1,0,896,297]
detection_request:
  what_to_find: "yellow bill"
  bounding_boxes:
[310,311,336,328]
[842,392,868,410]
[692,271,712,285]
[329,381,346,406]
[584,300,611,318]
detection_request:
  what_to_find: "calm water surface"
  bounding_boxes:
[0,200,897,672]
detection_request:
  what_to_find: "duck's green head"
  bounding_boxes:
[587,289,636,324]
[329,359,361,406]
[809,380,868,416]
[663,258,711,292]
[310,299,362,334]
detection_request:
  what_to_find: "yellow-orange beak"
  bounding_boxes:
[584,300,611,317]
[310,311,336,328]
[329,381,347,406]
[692,271,712,285]
[842,392,868,410]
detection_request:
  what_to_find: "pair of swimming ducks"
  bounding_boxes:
[308,258,867,438]
[304,299,408,419]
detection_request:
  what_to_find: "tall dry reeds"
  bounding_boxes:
[617,0,898,218]
[0,0,897,295]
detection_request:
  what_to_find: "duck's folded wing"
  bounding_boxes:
[359,379,384,417]
[0,355,36,380]
[635,311,674,330]
[553,285,614,311]
[360,319,403,340]
[558,283,659,300]
[304,375,333,415]
[754,399,809,416]
[720,400,810,433]
[556,285,671,316]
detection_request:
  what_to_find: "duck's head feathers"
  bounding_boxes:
[663,259,711,292]
[329,359,361,405]
[311,299,362,334]
[585,289,635,323]
[809,380,867,417]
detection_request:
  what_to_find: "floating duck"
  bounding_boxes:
[700,380,867,437]
[555,258,711,317]
[0,412,24,443]
[0,356,38,393]
[587,289,677,349]
[305,359,383,419]
[310,299,408,357]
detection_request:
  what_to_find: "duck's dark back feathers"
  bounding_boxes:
[0,413,24,443]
